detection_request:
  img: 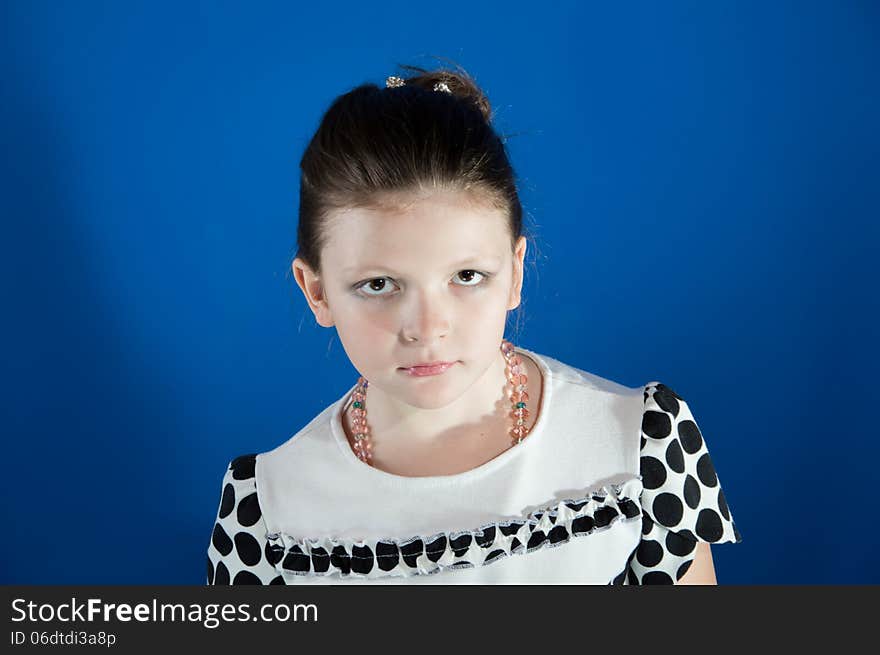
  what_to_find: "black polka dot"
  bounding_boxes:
[678,528,696,541]
[676,559,693,581]
[642,410,672,439]
[665,438,685,473]
[476,526,495,548]
[376,541,400,571]
[527,530,547,549]
[311,546,330,573]
[697,453,718,487]
[425,535,447,562]
[627,567,638,584]
[571,515,595,534]
[206,555,214,584]
[594,506,619,528]
[265,541,284,566]
[696,508,724,542]
[684,474,701,509]
[640,436,646,450]
[450,534,472,557]
[642,570,675,584]
[219,483,235,519]
[652,492,684,527]
[283,546,311,573]
[640,456,667,490]
[548,525,569,544]
[400,539,423,568]
[486,549,506,564]
[237,492,262,527]
[678,420,703,454]
[636,539,664,567]
[641,513,654,536]
[499,521,524,537]
[718,487,730,521]
[351,545,374,574]
[230,454,256,480]
[269,575,285,585]
[665,530,697,557]
[330,545,351,574]
[234,532,262,566]
[212,523,233,556]
[233,570,262,585]
[653,386,681,417]
[620,498,641,519]
[214,561,230,585]
[611,568,627,585]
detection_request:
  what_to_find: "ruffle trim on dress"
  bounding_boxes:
[264,475,644,579]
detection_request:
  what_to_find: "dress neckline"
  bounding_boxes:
[328,345,553,488]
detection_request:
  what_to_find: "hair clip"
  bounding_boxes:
[385,75,452,95]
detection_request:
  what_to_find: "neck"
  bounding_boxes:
[356,347,511,447]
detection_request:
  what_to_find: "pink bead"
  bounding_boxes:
[350,339,531,467]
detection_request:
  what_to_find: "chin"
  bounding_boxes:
[397,382,465,410]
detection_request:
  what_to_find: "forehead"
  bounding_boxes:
[323,191,509,273]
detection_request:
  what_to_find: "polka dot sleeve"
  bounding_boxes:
[206,455,283,585]
[627,382,743,584]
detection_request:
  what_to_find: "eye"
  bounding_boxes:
[354,270,490,298]
[357,277,398,297]
[455,269,486,286]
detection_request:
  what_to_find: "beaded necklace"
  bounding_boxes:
[347,338,531,466]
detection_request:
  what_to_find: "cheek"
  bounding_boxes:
[332,310,392,374]
[335,302,396,339]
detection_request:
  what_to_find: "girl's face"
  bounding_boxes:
[293,189,526,412]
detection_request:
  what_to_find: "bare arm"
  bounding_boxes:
[677,542,718,585]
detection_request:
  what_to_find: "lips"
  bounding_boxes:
[399,361,454,368]
[398,361,457,377]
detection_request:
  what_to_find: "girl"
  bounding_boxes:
[206,63,742,585]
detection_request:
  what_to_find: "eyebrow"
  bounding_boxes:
[343,255,502,276]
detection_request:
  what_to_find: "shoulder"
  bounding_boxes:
[207,454,283,585]
[524,348,635,396]
[637,380,740,542]
[624,380,743,584]
[215,454,263,527]
[522,348,643,425]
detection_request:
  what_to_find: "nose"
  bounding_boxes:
[400,288,450,343]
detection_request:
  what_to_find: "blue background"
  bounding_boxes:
[2,1,876,584]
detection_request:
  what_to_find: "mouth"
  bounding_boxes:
[397,362,457,377]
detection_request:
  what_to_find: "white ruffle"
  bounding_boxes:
[265,475,644,579]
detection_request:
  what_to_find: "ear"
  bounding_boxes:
[507,236,527,311]
[292,257,335,327]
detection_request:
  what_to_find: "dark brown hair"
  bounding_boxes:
[293,60,533,337]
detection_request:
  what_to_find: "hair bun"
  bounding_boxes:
[389,63,493,123]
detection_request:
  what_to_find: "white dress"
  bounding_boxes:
[206,346,742,584]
